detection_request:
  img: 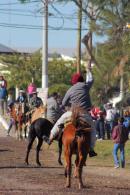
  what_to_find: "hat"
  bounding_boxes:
[71,73,84,85]
[32,91,38,94]
[19,90,25,93]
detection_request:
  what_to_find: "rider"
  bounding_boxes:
[29,91,43,110]
[17,90,27,104]
[45,68,97,157]
[46,92,62,124]
[16,90,28,114]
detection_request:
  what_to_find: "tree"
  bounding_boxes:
[0,50,86,96]
[18,0,130,105]
[0,51,42,89]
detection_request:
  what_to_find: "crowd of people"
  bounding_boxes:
[0,72,130,169]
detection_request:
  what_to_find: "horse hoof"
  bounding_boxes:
[25,161,29,166]
[58,160,63,166]
[79,184,85,189]
[73,174,77,178]
[37,162,41,167]
[65,184,70,188]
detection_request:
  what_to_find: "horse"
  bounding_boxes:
[62,106,91,189]
[31,105,46,123]
[24,105,46,137]
[10,102,26,139]
[25,105,46,127]
[24,117,63,166]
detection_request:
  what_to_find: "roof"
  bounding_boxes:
[0,43,16,53]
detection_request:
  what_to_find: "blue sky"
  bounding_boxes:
[0,0,104,50]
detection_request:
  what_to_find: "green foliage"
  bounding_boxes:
[16,0,130,106]
[0,51,42,89]
[48,59,76,87]
[0,52,86,96]
[48,83,70,97]
[91,140,130,168]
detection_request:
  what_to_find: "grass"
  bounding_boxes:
[89,140,130,168]
[55,139,130,169]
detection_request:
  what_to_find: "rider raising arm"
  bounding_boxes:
[45,69,97,157]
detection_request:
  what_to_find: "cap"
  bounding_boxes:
[71,73,84,85]
[19,90,25,93]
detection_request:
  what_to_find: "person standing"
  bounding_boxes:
[105,103,116,139]
[112,117,129,168]
[0,75,8,116]
[0,85,8,116]
[0,75,7,88]
[96,109,105,140]
[27,82,37,101]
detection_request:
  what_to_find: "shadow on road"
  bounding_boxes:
[0,164,64,169]
[0,149,13,152]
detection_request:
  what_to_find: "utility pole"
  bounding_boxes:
[42,0,48,89]
[76,0,82,73]
[88,31,92,68]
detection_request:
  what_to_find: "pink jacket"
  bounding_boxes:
[27,83,36,95]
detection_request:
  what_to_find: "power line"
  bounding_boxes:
[0,11,42,17]
[0,0,40,6]
[0,22,89,31]
[0,8,35,13]
[0,9,87,20]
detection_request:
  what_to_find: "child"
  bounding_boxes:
[112,117,129,168]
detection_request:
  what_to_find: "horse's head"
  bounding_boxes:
[13,102,24,117]
[14,102,20,114]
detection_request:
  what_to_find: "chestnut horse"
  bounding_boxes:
[62,107,91,189]
[11,102,26,139]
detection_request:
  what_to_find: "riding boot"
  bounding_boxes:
[89,149,97,157]
[42,135,54,145]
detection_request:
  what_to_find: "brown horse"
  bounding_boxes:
[11,102,27,139]
[62,107,91,189]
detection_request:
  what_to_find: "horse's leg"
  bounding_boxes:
[64,147,72,188]
[58,137,63,165]
[24,125,27,139]
[15,123,19,139]
[36,138,43,166]
[25,135,36,165]
[20,125,23,140]
[77,139,86,189]
[73,154,79,178]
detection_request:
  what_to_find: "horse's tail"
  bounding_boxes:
[71,106,85,127]
[28,121,36,140]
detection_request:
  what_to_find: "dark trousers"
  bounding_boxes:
[96,119,105,139]
[105,121,113,139]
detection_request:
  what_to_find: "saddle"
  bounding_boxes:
[76,116,91,132]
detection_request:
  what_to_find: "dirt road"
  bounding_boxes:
[0,127,130,195]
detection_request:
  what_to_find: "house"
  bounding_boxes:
[0,43,17,54]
